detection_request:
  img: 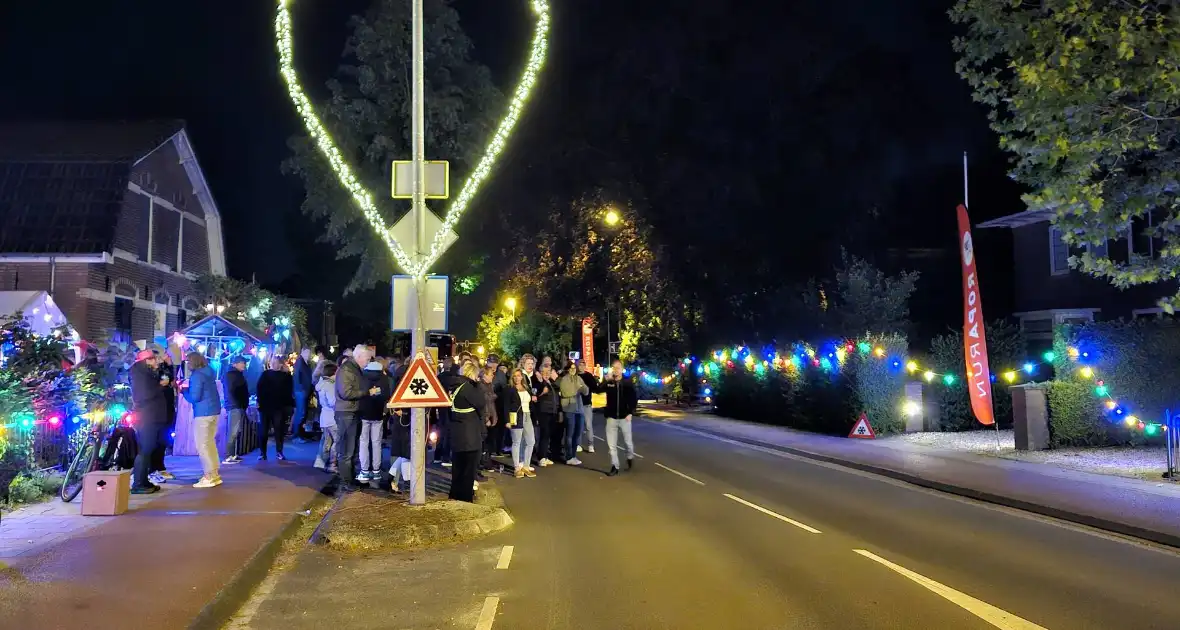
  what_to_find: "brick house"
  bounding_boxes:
[978,208,1176,344]
[0,121,228,345]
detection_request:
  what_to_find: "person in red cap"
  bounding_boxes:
[130,349,168,493]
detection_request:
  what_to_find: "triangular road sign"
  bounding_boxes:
[390,355,451,408]
[848,413,876,439]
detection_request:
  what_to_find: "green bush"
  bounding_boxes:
[1051,320,1178,445]
[712,334,908,436]
[37,471,65,497]
[1045,380,1112,447]
[7,472,44,505]
[926,319,1025,431]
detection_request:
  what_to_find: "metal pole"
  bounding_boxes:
[408,0,428,506]
[605,307,611,367]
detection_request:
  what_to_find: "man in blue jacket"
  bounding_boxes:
[292,346,315,442]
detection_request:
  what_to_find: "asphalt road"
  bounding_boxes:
[238,415,1180,629]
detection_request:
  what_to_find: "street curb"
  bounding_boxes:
[660,419,1180,550]
[187,484,335,630]
[321,484,513,551]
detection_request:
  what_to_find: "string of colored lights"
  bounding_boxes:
[702,341,1165,434]
[275,0,552,277]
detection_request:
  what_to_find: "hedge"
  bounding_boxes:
[925,319,1025,431]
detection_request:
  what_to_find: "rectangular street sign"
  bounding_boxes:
[391,275,449,332]
[391,160,449,199]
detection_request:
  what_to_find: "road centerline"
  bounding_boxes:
[654,461,706,485]
[852,549,1048,630]
[474,596,500,630]
[495,545,514,569]
[722,493,822,534]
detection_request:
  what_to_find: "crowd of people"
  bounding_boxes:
[126,342,640,503]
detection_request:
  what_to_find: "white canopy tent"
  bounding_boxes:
[0,290,81,362]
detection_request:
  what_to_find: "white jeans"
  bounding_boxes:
[510,412,535,469]
[605,416,634,469]
[359,419,383,473]
[194,415,220,480]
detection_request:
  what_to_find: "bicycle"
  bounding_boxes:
[60,410,133,502]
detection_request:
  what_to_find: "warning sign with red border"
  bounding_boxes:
[848,414,876,439]
[389,355,451,408]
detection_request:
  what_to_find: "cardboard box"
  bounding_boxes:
[81,470,132,516]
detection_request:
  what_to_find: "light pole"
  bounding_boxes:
[602,209,622,367]
[406,0,430,506]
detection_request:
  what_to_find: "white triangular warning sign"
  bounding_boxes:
[848,414,876,439]
[389,355,451,408]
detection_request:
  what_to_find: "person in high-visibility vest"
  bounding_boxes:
[447,361,488,502]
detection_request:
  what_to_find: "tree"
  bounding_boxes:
[495,188,698,362]
[282,0,502,292]
[498,311,571,361]
[951,1,1180,307]
[194,275,311,346]
[800,250,920,337]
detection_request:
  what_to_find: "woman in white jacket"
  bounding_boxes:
[314,362,338,472]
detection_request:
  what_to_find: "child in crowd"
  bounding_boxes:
[314,362,338,473]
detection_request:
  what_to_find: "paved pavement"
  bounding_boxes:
[231,413,1180,629]
[0,440,329,630]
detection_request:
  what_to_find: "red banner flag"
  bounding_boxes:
[957,204,994,426]
[581,317,595,369]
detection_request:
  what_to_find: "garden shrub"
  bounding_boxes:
[1049,320,1180,446]
[1045,380,1112,447]
[926,319,1024,431]
[7,472,44,505]
[845,333,908,435]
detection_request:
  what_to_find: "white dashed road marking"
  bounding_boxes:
[474,596,500,630]
[496,545,514,569]
[853,549,1048,630]
[654,462,706,486]
[723,493,822,534]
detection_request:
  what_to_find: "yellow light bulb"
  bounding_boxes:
[905,360,918,373]
[923,370,935,382]
[1003,371,1017,383]
[1105,400,1117,410]
[1079,366,1093,379]
[874,347,885,357]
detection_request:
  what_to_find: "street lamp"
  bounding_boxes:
[604,209,621,227]
[504,296,517,318]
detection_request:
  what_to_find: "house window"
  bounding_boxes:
[1049,227,1069,275]
[178,308,188,329]
[114,297,133,341]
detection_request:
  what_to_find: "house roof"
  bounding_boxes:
[0,120,186,256]
[178,314,269,344]
[976,209,1054,229]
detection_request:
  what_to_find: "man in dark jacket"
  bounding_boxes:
[601,360,638,476]
[222,355,251,464]
[291,346,314,442]
[577,359,598,453]
[130,349,167,493]
[335,345,375,489]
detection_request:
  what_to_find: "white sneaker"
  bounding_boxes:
[540,458,553,466]
[473,481,479,491]
[222,456,241,465]
[587,446,595,453]
[576,445,584,453]
[567,457,582,466]
[526,466,536,473]
[193,476,222,488]
[148,472,167,485]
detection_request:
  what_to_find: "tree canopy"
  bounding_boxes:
[799,250,920,339]
[952,0,1180,307]
[283,0,502,292]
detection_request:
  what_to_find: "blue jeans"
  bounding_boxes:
[565,410,584,459]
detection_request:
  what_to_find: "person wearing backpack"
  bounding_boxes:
[182,351,223,488]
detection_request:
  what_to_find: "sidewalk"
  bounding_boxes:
[0,440,330,630]
[645,407,1180,548]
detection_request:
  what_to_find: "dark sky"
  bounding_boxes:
[0,0,1026,341]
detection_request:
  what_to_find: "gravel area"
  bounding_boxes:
[885,430,1174,481]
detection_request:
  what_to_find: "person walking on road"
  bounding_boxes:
[182,352,223,488]
[577,360,598,453]
[335,345,374,489]
[129,349,167,494]
[256,357,294,461]
[357,360,392,482]
[559,362,589,465]
[314,362,338,473]
[222,355,250,464]
[600,360,638,477]
[447,361,487,502]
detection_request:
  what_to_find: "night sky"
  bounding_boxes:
[0,0,1027,342]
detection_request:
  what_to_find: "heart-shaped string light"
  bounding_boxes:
[275,0,552,277]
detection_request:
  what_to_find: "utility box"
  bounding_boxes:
[1012,384,1050,451]
[81,470,132,516]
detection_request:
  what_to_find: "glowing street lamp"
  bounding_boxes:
[604,209,621,227]
[504,296,518,318]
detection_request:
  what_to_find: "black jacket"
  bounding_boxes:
[601,374,638,419]
[358,367,392,420]
[578,372,598,406]
[223,368,250,410]
[130,360,167,425]
[293,357,313,394]
[256,369,294,412]
[532,374,559,414]
[448,377,487,452]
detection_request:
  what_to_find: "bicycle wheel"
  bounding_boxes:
[61,440,98,502]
